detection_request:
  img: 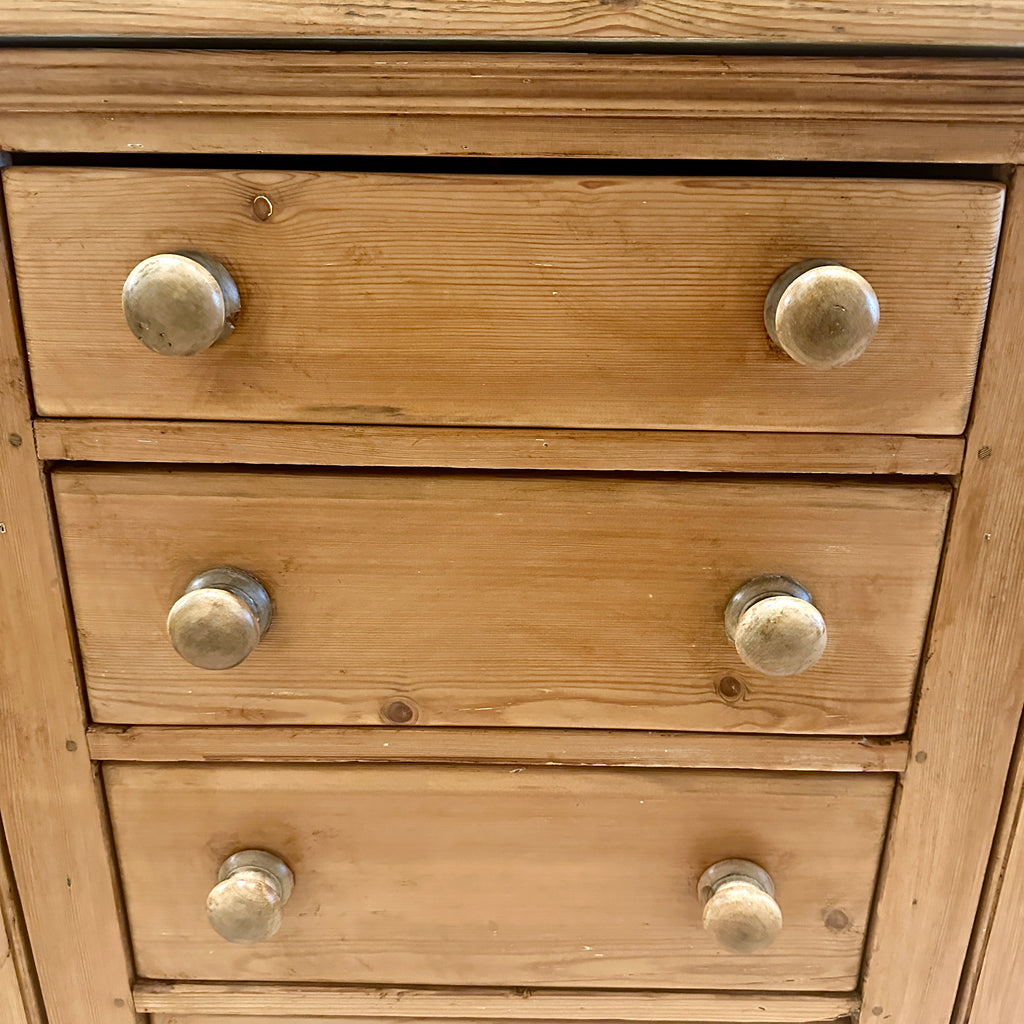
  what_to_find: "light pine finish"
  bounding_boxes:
[54,471,950,732]
[954,714,1024,1024]
[4,0,1024,42]
[0,906,29,1024]
[8,51,1024,163]
[965,775,1024,1023]
[0,177,137,1024]
[6,169,1003,434]
[105,764,893,989]
[148,1016,852,1024]
[147,1015,850,1024]
[33,420,968,476]
[85,725,910,772]
[0,825,37,1024]
[139,988,860,1022]
[859,174,1024,1022]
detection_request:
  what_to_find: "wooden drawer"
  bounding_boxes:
[54,470,949,733]
[105,764,893,989]
[6,168,1002,433]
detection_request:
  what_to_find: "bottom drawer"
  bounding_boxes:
[107,764,892,991]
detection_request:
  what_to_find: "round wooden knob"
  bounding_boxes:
[167,567,272,670]
[698,859,782,955]
[724,574,826,677]
[122,250,240,356]
[207,849,294,944]
[764,259,879,367]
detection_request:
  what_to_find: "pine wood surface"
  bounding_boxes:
[0,178,137,1024]
[33,420,967,476]
[54,470,949,733]
[0,832,31,1024]
[86,725,910,772]
[6,51,1024,162]
[137,985,861,1022]
[858,174,1024,1023]
[0,824,43,1024]
[106,763,892,989]
[5,169,1001,434]
[954,713,1024,1024]
[149,1017,850,1024]
[2,1,1024,45]
[0,915,28,1024]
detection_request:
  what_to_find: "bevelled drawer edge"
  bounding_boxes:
[136,981,860,1022]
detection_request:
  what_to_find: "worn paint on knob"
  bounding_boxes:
[122,250,240,356]
[765,259,879,367]
[699,858,782,954]
[207,849,294,944]
[167,567,272,670]
[725,574,827,677]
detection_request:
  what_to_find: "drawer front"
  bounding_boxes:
[106,764,893,989]
[55,471,949,733]
[7,168,1002,433]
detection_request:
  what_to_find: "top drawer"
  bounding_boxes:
[5,168,1002,433]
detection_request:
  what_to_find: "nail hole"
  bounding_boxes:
[915,750,928,763]
[7,433,22,448]
[65,740,78,752]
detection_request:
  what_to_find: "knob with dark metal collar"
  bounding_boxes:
[122,250,241,356]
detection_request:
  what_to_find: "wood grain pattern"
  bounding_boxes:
[5,51,1024,162]
[953,712,1024,1024]
[105,764,893,989]
[54,470,949,733]
[0,823,42,1024]
[0,176,137,1024]
[137,985,860,1022]
[858,175,1024,1022]
[86,725,910,772]
[0,913,28,1024]
[2,0,1024,44]
[6,168,1001,434]
[33,420,967,476]
[0,831,31,1024]
[149,1017,850,1024]
[965,781,1024,1022]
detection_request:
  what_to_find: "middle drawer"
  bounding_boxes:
[55,470,949,733]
